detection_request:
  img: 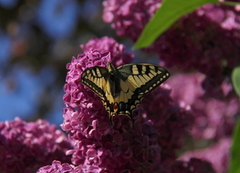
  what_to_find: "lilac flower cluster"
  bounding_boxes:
[167,73,239,140]
[103,0,161,40]
[0,117,72,173]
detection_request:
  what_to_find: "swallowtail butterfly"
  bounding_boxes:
[81,62,170,125]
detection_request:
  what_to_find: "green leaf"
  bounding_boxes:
[229,120,240,173]
[232,67,240,97]
[221,1,240,6]
[133,0,219,49]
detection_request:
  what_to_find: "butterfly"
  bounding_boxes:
[81,62,170,125]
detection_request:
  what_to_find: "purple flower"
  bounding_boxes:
[80,36,134,66]
[167,73,240,140]
[61,37,193,172]
[37,160,101,173]
[0,118,72,173]
[37,161,75,173]
[165,73,206,108]
[103,0,161,40]
[180,138,231,173]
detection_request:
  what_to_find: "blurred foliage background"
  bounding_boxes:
[0,0,120,125]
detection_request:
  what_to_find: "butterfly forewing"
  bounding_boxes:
[81,66,113,113]
[81,66,108,97]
